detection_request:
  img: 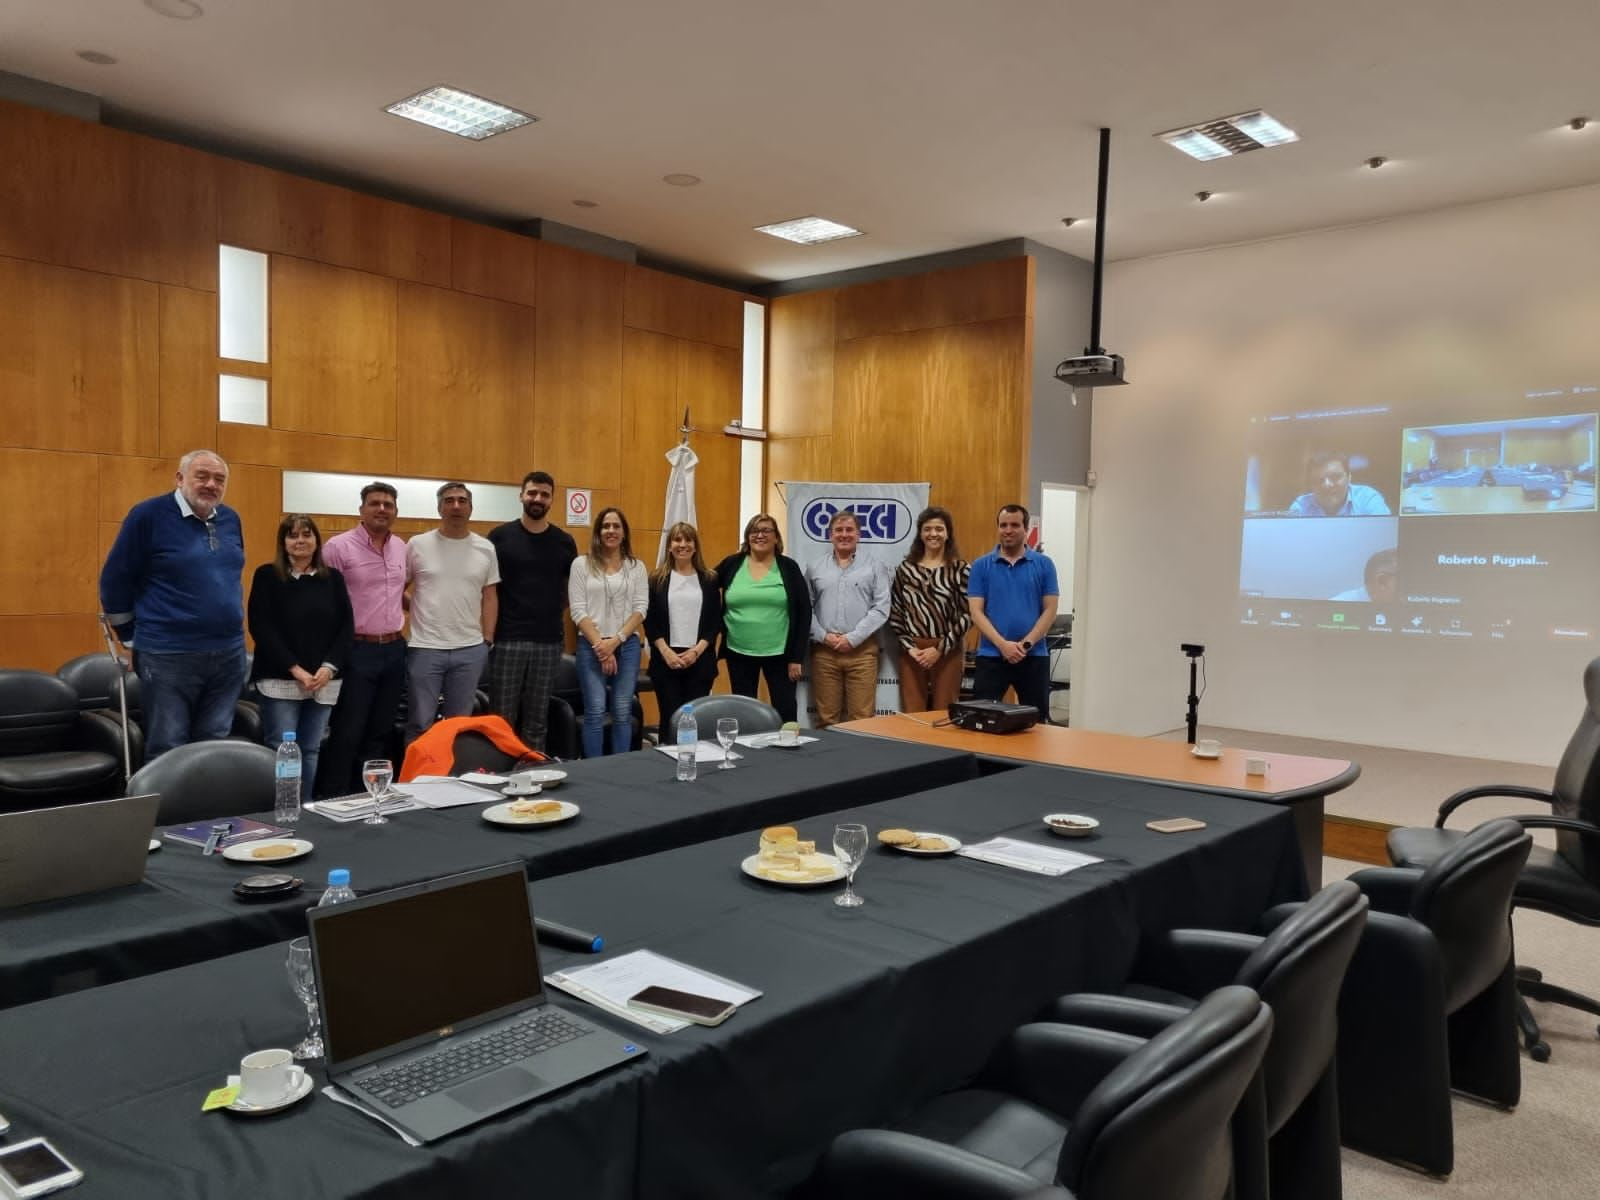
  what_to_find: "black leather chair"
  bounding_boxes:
[1044,880,1368,1200]
[544,696,580,761]
[809,986,1273,1200]
[59,652,262,760]
[1388,655,1600,1063]
[0,670,126,809]
[686,694,782,739]
[126,739,276,825]
[554,654,645,755]
[1326,818,1530,1176]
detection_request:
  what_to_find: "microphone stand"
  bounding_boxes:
[98,614,134,786]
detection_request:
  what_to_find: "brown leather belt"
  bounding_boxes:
[353,632,404,644]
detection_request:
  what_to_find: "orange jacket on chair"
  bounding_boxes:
[398,715,545,782]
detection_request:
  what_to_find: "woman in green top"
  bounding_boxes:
[714,513,812,723]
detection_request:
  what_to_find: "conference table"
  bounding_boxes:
[0,732,974,1008]
[0,765,1305,1199]
[836,712,1360,886]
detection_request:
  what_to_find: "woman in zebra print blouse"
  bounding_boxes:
[888,506,971,713]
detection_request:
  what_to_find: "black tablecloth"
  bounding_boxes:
[0,733,975,1007]
[0,766,1304,1199]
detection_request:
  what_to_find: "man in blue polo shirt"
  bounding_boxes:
[967,503,1059,719]
[100,449,247,758]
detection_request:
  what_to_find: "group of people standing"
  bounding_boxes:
[100,450,1061,801]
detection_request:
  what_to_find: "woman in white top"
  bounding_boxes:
[567,507,649,757]
[644,522,724,743]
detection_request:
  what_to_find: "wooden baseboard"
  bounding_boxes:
[1324,815,1394,865]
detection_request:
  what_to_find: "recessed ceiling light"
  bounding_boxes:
[662,173,702,187]
[572,199,599,208]
[1366,155,1388,169]
[1158,109,1298,161]
[143,0,204,18]
[76,50,118,65]
[385,86,536,140]
[754,216,864,245]
[1195,190,1214,203]
[1570,117,1590,131]
[1060,217,1081,228]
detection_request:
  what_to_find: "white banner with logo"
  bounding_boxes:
[782,481,930,725]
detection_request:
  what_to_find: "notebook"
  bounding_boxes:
[307,860,645,1143]
[0,794,160,909]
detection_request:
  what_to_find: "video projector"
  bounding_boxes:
[947,700,1040,734]
[1053,353,1126,389]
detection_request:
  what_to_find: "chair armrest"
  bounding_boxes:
[812,1130,1049,1200]
[1131,929,1260,996]
[982,1023,1146,1118]
[1436,784,1554,827]
[1508,815,1600,846]
[1039,994,1191,1039]
[1347,866,1425,916]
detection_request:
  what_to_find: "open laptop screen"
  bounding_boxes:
[311,862,543,1067]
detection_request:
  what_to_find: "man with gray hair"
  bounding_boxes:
[99,449,247,758]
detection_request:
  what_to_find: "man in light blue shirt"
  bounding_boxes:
[805,510,890,726]
[1288,453,1391,516]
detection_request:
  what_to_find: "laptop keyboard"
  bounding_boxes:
[360,1009,594,1108]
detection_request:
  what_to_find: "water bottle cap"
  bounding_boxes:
[328,868,350,887]
[281,731,296,742]
[680,704,693,715]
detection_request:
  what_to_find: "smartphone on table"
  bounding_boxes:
[627,985,737,1026]
[0,1138,83,1198]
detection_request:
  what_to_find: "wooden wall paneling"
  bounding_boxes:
[624,265,746,350]
[0,614,103,674]
[98,456,182,524]
[0,449,99,617]
[160,285,219,458]
[217,161,450,286]
[0,100,217,290]
[766,436,833,527]
[833,257,1031,343]
[222,464,289,573]
[532,243,625,490]
[620,329,680,536]
[395,283,536,483]
[767,290,836,437]
[0,257,161,456]
[833,331,926,482]
[270,256,397,439]
[677,339,744,557]
[218,424,397,475]
[450,220,539,309]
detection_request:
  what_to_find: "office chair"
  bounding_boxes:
[1326,818,1530,1176]
[686,694,782,738]
[1043,879,1368,1200]
[554,654,645,754]
[1387,655,1600,1063]
[808,986,1272,1200]
[0,669,127,810]
[126,739,276,825]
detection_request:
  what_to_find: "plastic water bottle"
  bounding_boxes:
[274,731,301,825]
[676,704,698,783]
[317,869,356,907]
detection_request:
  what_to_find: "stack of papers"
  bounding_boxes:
[956,837,1102,876]
[400,776,507,809]
[304,792,424,823]
[547,949,761,1034]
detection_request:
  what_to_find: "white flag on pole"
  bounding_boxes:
[657,442,699,565]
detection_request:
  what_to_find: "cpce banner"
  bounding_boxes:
[782,481,930,725]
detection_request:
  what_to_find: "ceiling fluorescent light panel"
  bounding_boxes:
[386,86,537,140]
[1158,109,1298,161]
[754,216,864,244]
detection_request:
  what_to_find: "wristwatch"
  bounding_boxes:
[1020,639,1034,651]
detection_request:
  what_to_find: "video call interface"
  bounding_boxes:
[1236,390,1599,641]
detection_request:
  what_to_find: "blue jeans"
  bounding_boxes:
[134,646,248,759]
[257,695,334,803]
[406,642,490,743]
[574,637,640,757]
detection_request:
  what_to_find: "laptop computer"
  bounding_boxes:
[308,860,645,1143]
[0,793,160,909]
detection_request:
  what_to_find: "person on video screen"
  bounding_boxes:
[1289,452,1391,517]
[1331,548,1398,603]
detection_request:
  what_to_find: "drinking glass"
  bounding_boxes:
[286,937,323,1061]
[715,717,739,770]
[361,758,392,825]
[833,822,868,908]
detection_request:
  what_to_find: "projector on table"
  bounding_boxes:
[947,700,1040,734]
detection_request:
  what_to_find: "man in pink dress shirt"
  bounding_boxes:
[317,482,410,795]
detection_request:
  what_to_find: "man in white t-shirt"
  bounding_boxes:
[405,482,500,743]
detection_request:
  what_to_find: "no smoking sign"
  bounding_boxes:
[565,488,592,526]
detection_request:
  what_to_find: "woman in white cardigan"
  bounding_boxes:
[567,506,649,757]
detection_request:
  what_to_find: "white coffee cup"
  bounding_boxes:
[1195,738,1222,758]
[508,770,538,793]
[1245,756,1270,777]
[239,1048,295,1106]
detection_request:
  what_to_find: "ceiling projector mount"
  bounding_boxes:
[1055,127,1127,391]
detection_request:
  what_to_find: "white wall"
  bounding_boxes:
[1080,183,1600,765]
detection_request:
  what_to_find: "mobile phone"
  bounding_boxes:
[0,1138,84,1198]
[627,985,737,1026]
[1147,817,1207,834]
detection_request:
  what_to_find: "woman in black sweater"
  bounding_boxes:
[644,522,724,742]
[714,513,811,723]
[248,514,354,801]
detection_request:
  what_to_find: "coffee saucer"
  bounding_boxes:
[1190,747,1221,760]
[502,784,543,797]
[225,1066,313,1115]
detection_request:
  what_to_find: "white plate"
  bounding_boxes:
[148,839,161,853]
[222,838,314,864]
[740,852,847,887]
[1191,747,1222,759]
[501,783,543,798]
[886,831,963,856]
[482,799,580,827]
[226,1067,313,1115]
[516,768,568,788]
[1043,813,1100,838]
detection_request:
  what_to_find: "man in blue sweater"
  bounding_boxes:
[100,449,248,758]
